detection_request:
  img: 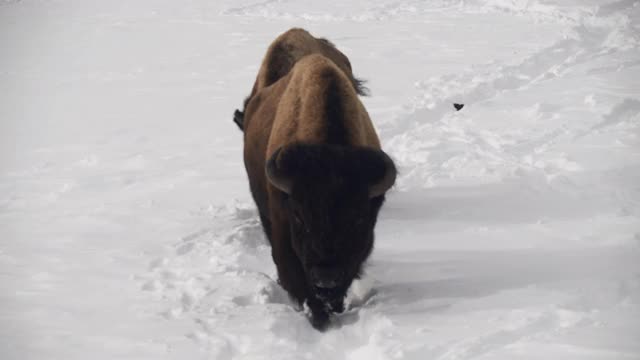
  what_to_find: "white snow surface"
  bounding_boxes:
[2,0,640,359]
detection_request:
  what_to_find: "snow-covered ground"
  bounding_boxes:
[2,0,639,359]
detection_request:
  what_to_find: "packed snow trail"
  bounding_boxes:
[1,0,639,359]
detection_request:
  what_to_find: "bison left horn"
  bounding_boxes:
[266,147,293,194]
[369,151,397,198]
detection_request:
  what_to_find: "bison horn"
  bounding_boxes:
[369,151,396,198]
[266,147,293,194]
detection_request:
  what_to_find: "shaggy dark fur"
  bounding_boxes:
[268,144,389,327]
[232,28,368,132]
[238,28,395,330]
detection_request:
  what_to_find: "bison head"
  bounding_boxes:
[266,143,396,311]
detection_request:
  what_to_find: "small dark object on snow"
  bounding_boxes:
[454,103,464,111]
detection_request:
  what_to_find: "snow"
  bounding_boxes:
[1,0,639,359]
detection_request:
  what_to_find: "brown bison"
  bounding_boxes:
[236,28,396,330]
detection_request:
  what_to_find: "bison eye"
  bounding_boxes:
[291,212,312,234]
[292,212,304,226]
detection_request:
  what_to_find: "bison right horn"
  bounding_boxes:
[369,151,397,198]
[266,147,293,194]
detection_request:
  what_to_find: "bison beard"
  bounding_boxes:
[238,28,396,330]
[267,144,394,329]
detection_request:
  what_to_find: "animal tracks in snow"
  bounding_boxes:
[140,202,278,315]
[137,201,400,358]
[385,0,640,191]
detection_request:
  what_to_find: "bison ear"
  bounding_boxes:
[368,150,396,198]
[266,147,293,194]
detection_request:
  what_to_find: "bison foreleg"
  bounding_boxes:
[271,235,308,301]
[271,225,332,330]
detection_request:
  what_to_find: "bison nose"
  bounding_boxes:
[315,278,338,289]
[310,266,344,289]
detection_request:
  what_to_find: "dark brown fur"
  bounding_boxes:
[239,28,394,330]
[233,28,367,131]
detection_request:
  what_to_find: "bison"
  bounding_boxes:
[236,28,396,330]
